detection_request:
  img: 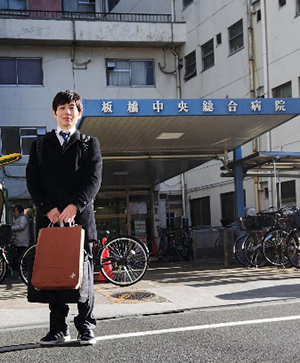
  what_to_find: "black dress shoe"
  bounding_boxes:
[40,331,71,346]
[77,330,96,345]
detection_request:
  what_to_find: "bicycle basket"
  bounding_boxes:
[260,213,276,228]
[281,214,296,231]
[242,215,263,230]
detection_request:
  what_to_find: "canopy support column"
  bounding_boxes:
[234,147,245,219]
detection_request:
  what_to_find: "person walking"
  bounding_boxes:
[11,204,30,267]
[26,90,102,346]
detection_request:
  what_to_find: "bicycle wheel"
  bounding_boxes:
[286,229,300,268]
[262,229,289,267]
[99,235,149,286]
[233,234,248,266]
[243,232,266,267]
[19,244,36,285]
[0,253,7,283]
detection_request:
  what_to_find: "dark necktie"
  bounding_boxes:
[60,131,69,150]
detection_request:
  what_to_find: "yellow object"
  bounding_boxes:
[0,153,22,166]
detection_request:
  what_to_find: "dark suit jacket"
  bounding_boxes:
[26,129,102,304]
[26,129,102,241]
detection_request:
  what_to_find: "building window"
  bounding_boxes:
[183,0,193,9]
[297,0,300,16]
[0,58,43,86]
[108,0,120,11]
[184,50,197,81]
[272,81,292,98]
[1,127,46,155]
[77,0,95,13]
[0,0,26,10]
[221,192,235,222]
[216,33,222,46]
[190,197,211,227]
[106,60,155,87]
[257,9,261,22]
[201,39,214,71]
[228,19,244,55]
[277,180,296,207]
[279,0,286,7]
[63,0,95,13]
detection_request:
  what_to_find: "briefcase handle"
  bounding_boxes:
[48,221,77,228]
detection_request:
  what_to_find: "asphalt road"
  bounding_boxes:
[1,300,300,362]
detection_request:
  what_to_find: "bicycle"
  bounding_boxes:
[0,223,21,282]
[233,234,248,266]
[261,208,293,267]
[157,226,182,262]
[175,225,194,261]
[19,234,150,287]
[285,208,300,268]
[243,231,267,268]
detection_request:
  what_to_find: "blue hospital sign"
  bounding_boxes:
[82,98,300,117]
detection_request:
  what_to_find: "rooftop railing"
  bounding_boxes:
[0,9,172,23]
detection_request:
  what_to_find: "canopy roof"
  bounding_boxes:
[78,98,300,189]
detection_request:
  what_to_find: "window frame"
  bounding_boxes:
[228,19,244,55]
[272,81,292,98]
[0,57,43,86]
[1,127,46,156]
[201,38,215,71]
[0,0,26,10]
[106,59,155,88]
[277,180,296,207]
[190,196,211,227]
[184,50,197,81]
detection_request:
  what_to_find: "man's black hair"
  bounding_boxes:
[52,90,83,113]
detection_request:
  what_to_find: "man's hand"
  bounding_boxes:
[59,204,78,224]
[46,207,61,224]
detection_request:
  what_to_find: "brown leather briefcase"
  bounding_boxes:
[31,224,85,290]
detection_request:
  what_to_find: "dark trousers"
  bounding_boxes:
[49,297,97,334]
[49,248,97,334]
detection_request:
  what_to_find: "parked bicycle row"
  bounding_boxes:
[234,206,300,268]
[157,225,194,262]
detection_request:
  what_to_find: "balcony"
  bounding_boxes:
[0,10,186,47]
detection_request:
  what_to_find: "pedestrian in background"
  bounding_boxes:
[11,204,30,267]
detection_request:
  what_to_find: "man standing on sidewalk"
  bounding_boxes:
[26,90,102,346]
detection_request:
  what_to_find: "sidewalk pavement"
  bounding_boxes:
[2,259,300,330]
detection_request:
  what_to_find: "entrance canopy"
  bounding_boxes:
[78,98,300,189]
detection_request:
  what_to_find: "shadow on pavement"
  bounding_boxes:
[146,260,300,288]
[217,283,300,301]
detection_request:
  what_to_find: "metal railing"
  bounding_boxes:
[192,227,239,266]
[0,9,172,23]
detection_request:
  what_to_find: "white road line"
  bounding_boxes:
[95,314,300,342]
[1,315,300,353]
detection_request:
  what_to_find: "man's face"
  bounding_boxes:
[52,100,82,130]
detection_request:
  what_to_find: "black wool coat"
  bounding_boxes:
[26,129,102,303]
[26,129,102,242]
